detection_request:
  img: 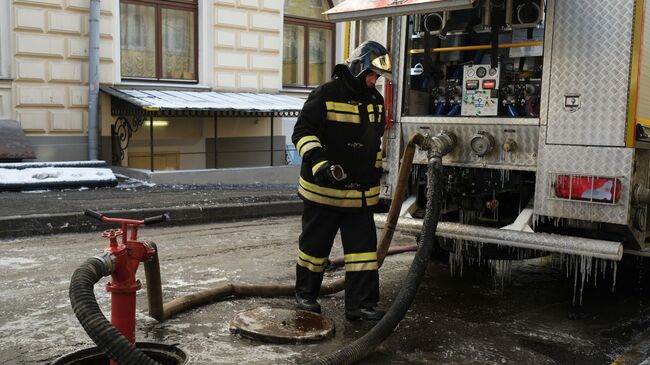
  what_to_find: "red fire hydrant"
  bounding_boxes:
[102,226,155,345]
[75,210,168,365]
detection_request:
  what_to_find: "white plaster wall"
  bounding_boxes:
[212,0,282,92]
[11,0,116,134]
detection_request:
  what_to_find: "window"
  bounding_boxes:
[283,0,334,88]
[120,0,198,82]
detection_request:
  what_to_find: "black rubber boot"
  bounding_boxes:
[345,307,385,321]
[295,293,321,313]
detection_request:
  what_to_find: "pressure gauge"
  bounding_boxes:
[470,131,495,157]
[466,68,475,77]
[489,68,498,76]
[476,66,487,78]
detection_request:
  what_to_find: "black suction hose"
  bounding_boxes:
[69,255,160,365]
[310,157,444,365]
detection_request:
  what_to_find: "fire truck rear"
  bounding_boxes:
[326,0,650,262]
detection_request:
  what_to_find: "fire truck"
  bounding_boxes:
[325,0,650,262]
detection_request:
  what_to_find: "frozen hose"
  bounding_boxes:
[309,156,445,365]
[69,255,159,365]
[434,102,447,115]
[447,103,461,116]
[376,133,426,267]
[506,103,519,117]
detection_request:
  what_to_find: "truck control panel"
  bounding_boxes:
[461,64,500,116]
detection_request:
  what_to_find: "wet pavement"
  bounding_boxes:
[0,175,301,237]
[2,216,650,364]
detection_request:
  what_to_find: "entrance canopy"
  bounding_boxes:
[324,0,477,21]
[101,87,305,117]
[101,87,306,171]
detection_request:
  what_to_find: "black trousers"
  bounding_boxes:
[295,203,379,311]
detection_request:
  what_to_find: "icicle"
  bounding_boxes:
[572,258,578,305]
[612,261,618,292]
[593,258,598,287]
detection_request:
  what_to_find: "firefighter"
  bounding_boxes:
[292,41,391,321]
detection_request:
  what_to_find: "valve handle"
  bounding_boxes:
[143,213,170,226]
[84,209,103,221]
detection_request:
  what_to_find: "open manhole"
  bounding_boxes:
[52,342,188,365]
[230,306,335,344]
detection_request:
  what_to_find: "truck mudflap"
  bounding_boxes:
[374,214,623,261]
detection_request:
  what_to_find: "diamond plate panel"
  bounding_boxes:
[538,0,555,127]
[545,0,635,146]
[380,123,402,199]
[400,122,539,169]
[361,19,388,44]
[535,127,634,225]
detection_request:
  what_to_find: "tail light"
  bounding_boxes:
[553,174,622,204]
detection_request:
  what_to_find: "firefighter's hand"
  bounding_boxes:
[313,162,346,185]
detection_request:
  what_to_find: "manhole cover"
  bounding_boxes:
[229,306,335,344]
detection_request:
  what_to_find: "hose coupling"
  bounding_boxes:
[93,251,116,276]
[421,131,457,159]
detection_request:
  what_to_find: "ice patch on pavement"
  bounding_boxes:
[0,257,39,270]
[164,277,228,289]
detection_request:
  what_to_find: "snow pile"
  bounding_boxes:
[0,161,118,191]
[0,167,115,184]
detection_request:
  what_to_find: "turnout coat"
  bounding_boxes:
[292,64,386,210]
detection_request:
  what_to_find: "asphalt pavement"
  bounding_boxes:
[0,174,302,238]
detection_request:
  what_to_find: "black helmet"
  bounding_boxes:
[345,41,392,80]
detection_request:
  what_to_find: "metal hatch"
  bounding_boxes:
[324,0,478,22]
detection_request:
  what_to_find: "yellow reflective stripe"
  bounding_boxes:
[312,160,328,175]
[298,250,328,265]
[299,177,380,199]
[345,262,378,271]
[369,114,375,123]
[327,112,360,124]
[298,259,327,272]
[297,136,322,157]
[297,250,328,273]
[376,151,382,160]
[344,252,377,263]
[378,104,383,113]
[298,186,380,208]
[375,160,382,168]
[326,101,359,114]
[300,142,320,158]
[366,195,379,206]
[367,104,375,113]
[299,185,362,208]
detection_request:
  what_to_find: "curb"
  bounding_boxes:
[0,200,303,239]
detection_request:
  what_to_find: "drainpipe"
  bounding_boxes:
[87,0,100,161]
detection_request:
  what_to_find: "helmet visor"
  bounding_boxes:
[370,53,392,80]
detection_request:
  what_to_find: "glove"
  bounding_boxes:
[313,162,335,185]
[313,162,346,185]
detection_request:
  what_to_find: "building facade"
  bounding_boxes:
[1,0,355,171]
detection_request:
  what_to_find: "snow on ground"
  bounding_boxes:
[0,167,116,184]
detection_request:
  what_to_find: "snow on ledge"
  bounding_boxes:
[0,167,116,184]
